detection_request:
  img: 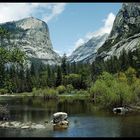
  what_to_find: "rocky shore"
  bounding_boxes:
[0,121,52,129]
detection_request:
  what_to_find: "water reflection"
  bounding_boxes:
[0,96,139,137]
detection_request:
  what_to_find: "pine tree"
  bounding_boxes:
[91,61,101,82]
[120,49,129,71]
[128,50,134,68]
[71,61,77,73]
[67,62,70,74]
[56,66,62,87]
[25,68,32,92]
[61,53,67,75]
[18,65,25,92]
[30,62,35,76]
[46,64,52,87]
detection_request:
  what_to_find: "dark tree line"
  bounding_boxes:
[92,48,140,79]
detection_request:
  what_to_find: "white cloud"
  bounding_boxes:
[93,12,115,37]
[0,3,66,23]
[72,12,115,51]
[43,3,66,22]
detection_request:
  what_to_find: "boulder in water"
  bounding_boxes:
[52,112,69,130]
[113,107,129,115]
[53,112,68,123]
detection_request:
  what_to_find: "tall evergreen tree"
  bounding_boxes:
[30,62,35,76]
[71,61,77,73]
[61,53,67,75]
[46,64,52,87]
[120,49,129,71]
[25,68,32,92]
[56,66,62,87]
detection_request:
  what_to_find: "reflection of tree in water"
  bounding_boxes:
[57,100,91,114]
[119,114,140,137]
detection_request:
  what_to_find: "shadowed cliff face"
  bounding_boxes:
[97,3,140,61]
[0,17,61,65]
[110,3,140,40]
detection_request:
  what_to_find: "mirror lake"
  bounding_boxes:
[0,96,140,137]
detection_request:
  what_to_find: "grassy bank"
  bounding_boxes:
[0,87,90,101]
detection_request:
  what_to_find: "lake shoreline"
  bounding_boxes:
[0,93,90,98]
[0,93,140,113]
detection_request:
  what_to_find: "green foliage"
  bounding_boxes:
[61,53,67,75]
[56,85,66,94]
[66,84,74,93]
[10,48,26,65]
[76,89,89,95]
[0,47,9,64]
[90,71,135,108]
[32,88,58,99]
[0,47,26,91]
[3,79,15,93]
[117,72,127,83]
[125,67,137,85]
[63,74,82,89]
[43,88,58,99]
[131,79,140,100]
[56,66,62,87]
[0,88,8,95]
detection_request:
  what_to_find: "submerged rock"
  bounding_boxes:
[53,121,69,130]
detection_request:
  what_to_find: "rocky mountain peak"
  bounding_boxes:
[109,3,140,40]
[68,33,108,63]
[0,17,61,65]
[16,17,48,30]
[96,3,140,61]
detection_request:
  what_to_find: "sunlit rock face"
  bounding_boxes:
[68,33,108,63]
[96,3,140,61]
[0,17,61,65]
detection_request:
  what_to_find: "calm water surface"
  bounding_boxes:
[0,96,140,137]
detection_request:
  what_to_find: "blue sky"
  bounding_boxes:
[0,3,122,56]
[47,3,121,56]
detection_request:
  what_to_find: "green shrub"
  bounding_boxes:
[0,89,8,95]
[131,79,140,101]
[125,67,137,85]
[63,74,82,89]
[32,88,58,99]
[66,84,74,93]
[56,85,66,94]
[77,89,88,95]
[32,88,40,97]
[90,72,135,109]
[43,88,58,99]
